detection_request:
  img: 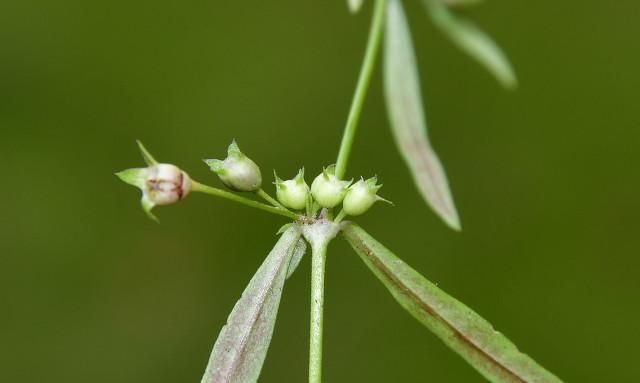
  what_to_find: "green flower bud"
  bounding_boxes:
[342,177,390,216]
[204,140,262,192]
[116,141,192,222]
[275,168,309,210]
[310,165,352,208]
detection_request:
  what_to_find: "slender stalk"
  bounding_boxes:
[309,241,328,383]
[192,181,300,220]
[256,188,288,210]
[335,0,387,179]
[334,209,347,223]
[306,3,387,381]
[306,195,313,217]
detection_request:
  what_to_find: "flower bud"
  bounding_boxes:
[116,141,192,222]
[342,177,390,216]
[204,141,262,192]
[145,164,192,205]
[275,168,309,210]
[310,165,352,208]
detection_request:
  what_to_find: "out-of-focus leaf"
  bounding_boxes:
[342,223,563,383]
[200,227,301,383]
[443,0,483,7]
[384,0,461,230]
[424,0,517,88]
[286,237,307,279]
[348,0,364,14]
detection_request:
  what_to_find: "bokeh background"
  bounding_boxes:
[2,1,639,381]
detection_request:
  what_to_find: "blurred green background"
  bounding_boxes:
[1,0,639,381]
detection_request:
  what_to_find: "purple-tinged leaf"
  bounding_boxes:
[200,227,301,383]
[384,0,461,230]
[342,223,563,383]
[424,0,517,89]
[286,238,307,280]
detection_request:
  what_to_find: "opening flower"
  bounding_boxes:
[116,141,192,222]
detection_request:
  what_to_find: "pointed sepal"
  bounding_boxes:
[136,140,158,166]
[115,168,148,189]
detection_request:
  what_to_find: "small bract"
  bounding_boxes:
[204,141,262,192]
[310,165,352,208]
[275,168,309,210]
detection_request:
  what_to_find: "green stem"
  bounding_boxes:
[334,0,387,179]
[334,209,348,223]
[256,188,288,210]
[309,241,328,383]
[192,181,300,220]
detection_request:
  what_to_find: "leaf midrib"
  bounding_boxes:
[344,227,527,383]
[217,238,295,381]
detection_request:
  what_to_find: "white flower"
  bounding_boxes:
[116,141,192,221]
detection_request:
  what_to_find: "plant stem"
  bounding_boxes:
[334,209,347,223]
[334,0,387,179]
[309,241,328,383]
[256,188,288,210]
[191,181,300,220]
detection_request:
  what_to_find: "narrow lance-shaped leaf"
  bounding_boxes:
[384,0,461,230]
[423,0,517,89]
[342,223,563,383]
[200,227,301,383]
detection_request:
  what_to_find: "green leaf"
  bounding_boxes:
[443,0,483,7]
[200,227,301,383]
[341,223,563,383]
[384,0,461,230]
[424,0,517,89]
[286,238,307,279]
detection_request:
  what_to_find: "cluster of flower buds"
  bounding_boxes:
[116,141,192,222]
[309,165,390,217]
[117,140,389,221]
[311,166,390,216]
[202,143,389,217]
